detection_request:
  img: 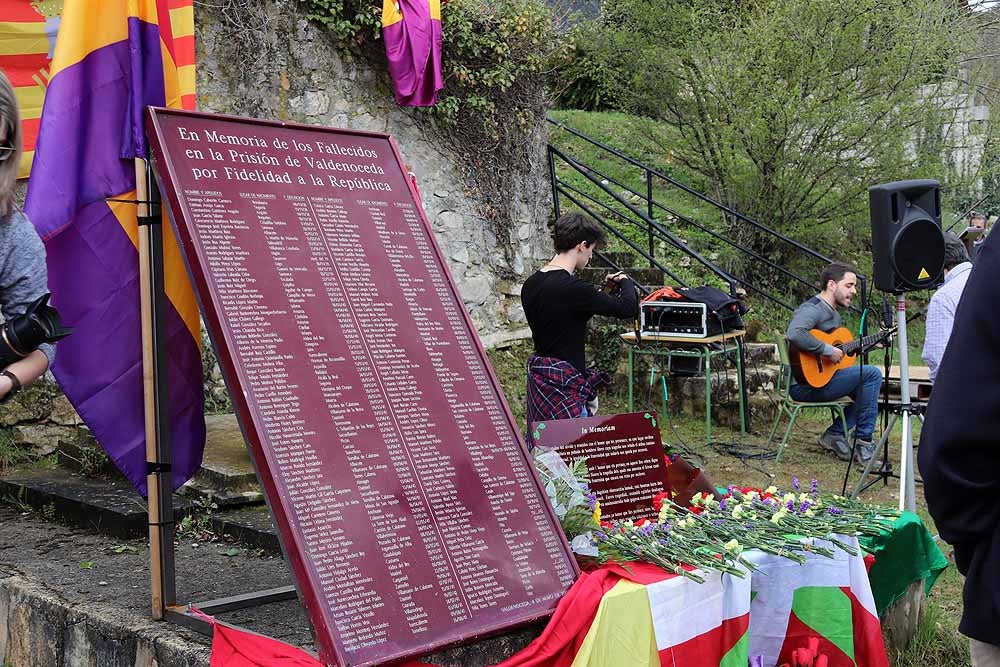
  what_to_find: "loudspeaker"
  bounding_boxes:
[869,179,945,293]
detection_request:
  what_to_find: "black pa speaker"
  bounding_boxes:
[869,179,945,293]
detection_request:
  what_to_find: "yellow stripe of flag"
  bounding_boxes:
[0,20,49,55]
[14,85,44,119]
[382,0,403,27]
[571,580,660,667]
[169,4,193,39]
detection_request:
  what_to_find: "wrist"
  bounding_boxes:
[0,369,22,402]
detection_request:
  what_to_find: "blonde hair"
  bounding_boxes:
[0,70,23,217]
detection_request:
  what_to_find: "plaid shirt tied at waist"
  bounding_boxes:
[525,354,611,429]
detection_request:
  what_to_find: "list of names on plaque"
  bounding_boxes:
[148,110,575,667]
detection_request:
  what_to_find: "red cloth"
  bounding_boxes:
[492,568,622,667]
[209,622,322,666]
[207,569,624,667]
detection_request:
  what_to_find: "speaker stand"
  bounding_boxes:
[850,295,917,510]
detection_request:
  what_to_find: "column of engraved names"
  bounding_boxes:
[259,193,389,650]
[400,203,575,596]
[366,200,511,614]
[305,196,451,636]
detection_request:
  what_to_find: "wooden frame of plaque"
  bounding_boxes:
[144,107,578,666]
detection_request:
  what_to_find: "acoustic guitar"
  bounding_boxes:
[788,326,895,388]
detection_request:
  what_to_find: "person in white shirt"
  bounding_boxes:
[922,233,972,383]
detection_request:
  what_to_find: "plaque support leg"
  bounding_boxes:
[137,158,176,620]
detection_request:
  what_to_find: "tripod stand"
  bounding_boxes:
[849,294,919,511]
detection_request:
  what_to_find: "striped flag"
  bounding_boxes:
[381,0,443,106]
[24,0,203,496]
[746,537,888,667]
[0,0,62,178]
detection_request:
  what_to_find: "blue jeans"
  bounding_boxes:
[789,365,882,440]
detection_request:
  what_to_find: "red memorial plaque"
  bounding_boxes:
[145,108,577,667]
[530,413,669,522]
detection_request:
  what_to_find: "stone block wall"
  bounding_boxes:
[194,1,554,336]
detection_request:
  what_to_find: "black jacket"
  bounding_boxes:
[919,228,1000,646]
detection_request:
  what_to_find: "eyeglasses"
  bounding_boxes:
[0,143,14,163]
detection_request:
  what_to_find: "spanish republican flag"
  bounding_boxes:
[0,0,62,178]
[381,0,444,106]
[24,0,204,496]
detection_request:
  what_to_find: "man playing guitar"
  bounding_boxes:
[785,262,882,463]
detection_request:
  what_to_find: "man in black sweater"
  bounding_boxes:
[521,213,637,427]
[919,227,1000,665]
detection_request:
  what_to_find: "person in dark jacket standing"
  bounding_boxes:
[919,226,1000,665]
[521,212,636,426]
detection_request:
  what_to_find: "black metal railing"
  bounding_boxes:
[546,117,868,314]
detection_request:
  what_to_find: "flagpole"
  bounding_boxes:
[136,157,176,619]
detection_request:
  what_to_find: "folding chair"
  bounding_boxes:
[767,335,850,463]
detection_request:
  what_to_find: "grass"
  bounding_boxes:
[487,338,968,666]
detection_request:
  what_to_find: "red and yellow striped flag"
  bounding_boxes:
[0,0,194,178]
[0,0,61,178]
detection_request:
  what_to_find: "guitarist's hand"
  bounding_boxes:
[824,347,844,363]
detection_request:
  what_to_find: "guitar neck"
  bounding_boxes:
[840,331,887,356]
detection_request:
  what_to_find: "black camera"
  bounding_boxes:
[0,293,72,366]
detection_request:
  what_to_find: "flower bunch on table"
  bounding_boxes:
[592,478,898,582]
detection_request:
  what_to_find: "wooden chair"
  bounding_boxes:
[767,335,850,463]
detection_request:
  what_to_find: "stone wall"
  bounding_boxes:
[194,0,553,337]
[193,1,556,409]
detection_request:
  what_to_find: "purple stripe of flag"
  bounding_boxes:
[25,19,205,496]
[383,0,443,106]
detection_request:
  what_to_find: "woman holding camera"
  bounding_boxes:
[0,70,55,402]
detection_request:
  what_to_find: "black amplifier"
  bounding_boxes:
[640,301,709,338]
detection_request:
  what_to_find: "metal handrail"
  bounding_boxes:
[546,116,843,269]
[556,179,797,311]
[550,145,738,294]
[567,156,822,296]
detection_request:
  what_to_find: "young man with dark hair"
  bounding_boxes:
[922,232,972,383]
[785,262,882,462]
[521,212,637,426]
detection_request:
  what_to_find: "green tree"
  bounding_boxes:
[562,0,1000,274]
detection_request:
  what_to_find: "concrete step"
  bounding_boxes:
[178,414,263,508]
[592,250,635,268]
[0,468,194,539]
[207,504,281,554]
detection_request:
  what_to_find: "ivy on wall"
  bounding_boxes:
[302,0,571,262]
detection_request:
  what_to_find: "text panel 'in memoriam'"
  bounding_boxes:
[146,109,576,667]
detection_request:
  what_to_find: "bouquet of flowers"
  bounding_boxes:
[532,449,601,556]
[591,477,898,581]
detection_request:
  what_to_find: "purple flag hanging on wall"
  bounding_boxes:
[381,0,444,106]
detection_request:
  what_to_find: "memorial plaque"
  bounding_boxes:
[530,412,669,522]
[145,108,577,667]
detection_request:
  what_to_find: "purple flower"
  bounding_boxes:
[792,476,800,491]
[799,500,811,513]
[827,507,843,515]
[763,497,775,507]
[712,519,724,527]
[787,500,795,511]
[586,492,598,510]
[810,479,819,494]
[595,531,607,540]
[719,498,728,511]
[640,524,655,536]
